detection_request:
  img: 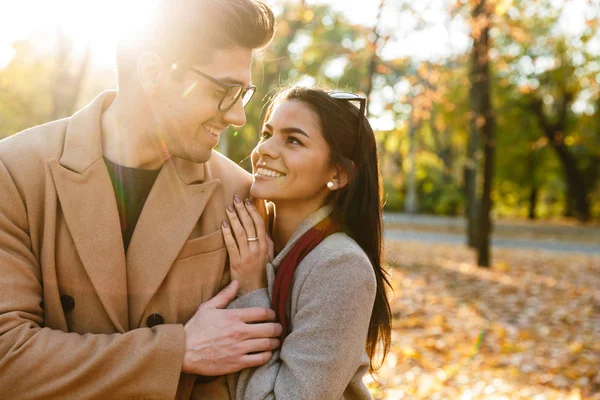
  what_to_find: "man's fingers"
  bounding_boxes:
[203,280,239,309]
[244,321,283,339]
[239,351,274,369]
[235,306,278,323]
[240,338,281,355]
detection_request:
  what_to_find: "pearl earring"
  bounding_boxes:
[327,181,334,189]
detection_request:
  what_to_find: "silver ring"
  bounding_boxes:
[247,237,258,242]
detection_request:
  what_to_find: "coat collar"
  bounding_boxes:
[50,90,217,331]
[58,91,110,174]
[270,204,335,269]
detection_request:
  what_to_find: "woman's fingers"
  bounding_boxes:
[245,198,268,256]
[221,220,240,265]
[245,199,266,238]
[226,202,248,252]
[245,199,275,263]
[233,194,257,241]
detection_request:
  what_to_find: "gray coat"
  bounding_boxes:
[227,205,376,400]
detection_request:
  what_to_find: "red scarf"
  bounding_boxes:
[271,216,340,341]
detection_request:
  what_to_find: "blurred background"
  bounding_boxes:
[1,0,599,398]
[1,0,599,223]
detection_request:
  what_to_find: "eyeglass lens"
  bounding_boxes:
[221,87,243,110]
[220,86,255,111]
[241,87,256,106]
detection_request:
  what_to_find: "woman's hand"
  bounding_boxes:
[222,195,274,296]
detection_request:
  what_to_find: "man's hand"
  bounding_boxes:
[181,280,282,376]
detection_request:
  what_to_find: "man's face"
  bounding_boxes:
[149,47,253,163]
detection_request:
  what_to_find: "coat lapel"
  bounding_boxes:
[126,157,220,328]
[49,91,129,332]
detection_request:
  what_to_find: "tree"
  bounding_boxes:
[0,32,91,138]
[493,0,600,222]
[365,0,387,106]
[468,0,496,267]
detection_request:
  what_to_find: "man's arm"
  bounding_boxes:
[0,159,185,398]
[0,160,281,399]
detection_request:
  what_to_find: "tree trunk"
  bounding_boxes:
[528,151,537,220]
[530,97,590,222]
[554,143,589,221]
[465,153,478,247]
[429,111,454,184]
[469,0,495,267]
[477,123,495,267]
[528,186,538,220]
[405,112,418,214]
[466,0,487,249]
[364,0,385,108]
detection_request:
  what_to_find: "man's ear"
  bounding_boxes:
[327,165,350,190]
[136,52,164,94]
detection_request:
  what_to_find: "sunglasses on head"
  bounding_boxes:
[327,91,367,160]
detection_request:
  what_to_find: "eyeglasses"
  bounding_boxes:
[328,91,367,159]
[188,67,257,112]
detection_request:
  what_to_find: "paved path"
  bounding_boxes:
[383,229,600,255]
[383,213,600,255]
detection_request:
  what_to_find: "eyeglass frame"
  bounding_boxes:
[327,91,367,159]
[186,66,257,113]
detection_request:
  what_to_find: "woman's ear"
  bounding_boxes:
[327,165,350,190]
[137,52,164,94]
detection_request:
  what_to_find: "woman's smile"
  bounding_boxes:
[254,165,287,178]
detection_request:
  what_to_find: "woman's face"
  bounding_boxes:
[250,99,337,209]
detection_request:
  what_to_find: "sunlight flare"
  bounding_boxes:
[182,81,198,99]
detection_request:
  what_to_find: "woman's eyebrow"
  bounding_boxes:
[265,124,309,138]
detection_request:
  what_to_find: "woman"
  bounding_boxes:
[221,87,392,399]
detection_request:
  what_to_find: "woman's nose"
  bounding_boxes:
[256,136,279,159]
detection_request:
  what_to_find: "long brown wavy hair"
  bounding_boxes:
[263,86,393,371]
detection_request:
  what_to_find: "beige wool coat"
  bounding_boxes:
[227,205,377,400]
[0,91,251,399]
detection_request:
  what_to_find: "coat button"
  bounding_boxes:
[147,313,164,328]
[60,295,75,312]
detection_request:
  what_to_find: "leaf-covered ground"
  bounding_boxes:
[367,240,600,399]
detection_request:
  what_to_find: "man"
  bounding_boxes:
[0,0,281,398]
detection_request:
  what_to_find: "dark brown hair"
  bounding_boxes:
[264,86,393,371]
[115,0,275,87]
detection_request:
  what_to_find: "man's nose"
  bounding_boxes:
[222,98,247,128]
